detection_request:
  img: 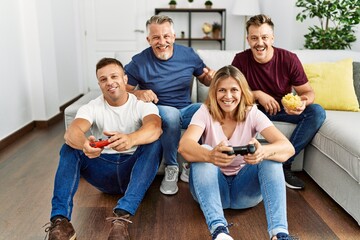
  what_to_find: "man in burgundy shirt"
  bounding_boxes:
[232,14,326,189]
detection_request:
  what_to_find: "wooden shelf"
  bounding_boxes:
[155,8,226,50]
[155,8,226,13]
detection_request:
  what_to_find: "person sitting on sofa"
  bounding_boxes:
[124,15,215,195]
[45,58,163,240]
[231,14,326,190]
[178,65,296,240]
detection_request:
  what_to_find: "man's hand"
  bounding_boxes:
[104,131,134,152]
[133,89,159,103]
[255,91,281,115]
[283,96,307,115]
[198,67,215,86]
[84,136,103,158]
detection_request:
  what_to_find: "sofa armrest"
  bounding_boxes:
[64,90,102,129]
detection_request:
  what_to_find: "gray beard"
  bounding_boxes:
[156,52,171,60]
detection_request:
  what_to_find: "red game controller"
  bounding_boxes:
[90,139,110,148]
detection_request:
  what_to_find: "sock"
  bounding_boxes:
[283,164,292,171]
[50,215,67,223]
[114,208,130,217]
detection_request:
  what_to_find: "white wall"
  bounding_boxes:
[0,0,33,139]
[0,0,82,139]
[0,0,359,140]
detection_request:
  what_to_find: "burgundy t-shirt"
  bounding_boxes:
[231,47,308,104]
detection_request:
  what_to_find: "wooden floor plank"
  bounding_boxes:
[0,120,359,239]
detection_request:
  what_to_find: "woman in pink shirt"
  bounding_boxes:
[178,65,296,240]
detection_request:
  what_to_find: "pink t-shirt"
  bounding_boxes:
[190,104,273,175]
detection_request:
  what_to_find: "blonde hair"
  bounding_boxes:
[204,65,254,123]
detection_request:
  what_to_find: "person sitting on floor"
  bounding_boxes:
[45,57,162,240]
[178,65,297,240]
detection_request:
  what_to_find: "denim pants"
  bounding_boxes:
[189,160,288,238]
[158,103,201,166]
[50,140,162,220]
[261,104,326,167]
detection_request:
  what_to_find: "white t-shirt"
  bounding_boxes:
[75,93,160,154]
[190,104,273,175]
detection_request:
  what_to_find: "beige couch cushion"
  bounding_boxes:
[310,111,360,184]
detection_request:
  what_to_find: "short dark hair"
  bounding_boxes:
[96,58,124,74]
[246,14,274,34]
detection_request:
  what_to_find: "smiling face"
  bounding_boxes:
[216,77,242,116]
[96,63,128,106]
[147,21,176,60]
[247,23,275,63]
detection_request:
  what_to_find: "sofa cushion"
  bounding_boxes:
[310,110,360,184]
[196,50,240,103]
[303,58,360,112]
[353,62,360,105]
[64,90,102,129]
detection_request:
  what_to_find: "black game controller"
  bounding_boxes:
[90,138,110,148]
[222,144,256,156]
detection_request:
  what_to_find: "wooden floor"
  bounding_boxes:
[0,120,359,240]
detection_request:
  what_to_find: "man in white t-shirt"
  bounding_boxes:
[45,58,162,240]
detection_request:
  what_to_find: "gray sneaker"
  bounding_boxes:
[160,165,179,195]
[180,162,190,183]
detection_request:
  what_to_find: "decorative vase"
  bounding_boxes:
[212,29,221,39]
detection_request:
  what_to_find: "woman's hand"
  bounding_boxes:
[243,139,266,165]
[209,141,236,167]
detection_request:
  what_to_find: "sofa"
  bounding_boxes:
[64,49,360,225]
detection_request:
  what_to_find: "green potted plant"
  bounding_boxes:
[212,22,221,39]
[188,0,194,8]
[295,0,360,49]
[169,0,177,9]
[204,1,213,9]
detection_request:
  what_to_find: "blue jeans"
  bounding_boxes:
[50,140,162,220]
[260,104,326,167]
[158,103,201,166]
[189,158,288,238]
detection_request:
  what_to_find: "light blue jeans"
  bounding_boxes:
[158,103,201,166]
[50,140,162,220]
[189,148,288,238]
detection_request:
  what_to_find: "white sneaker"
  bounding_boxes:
[215,233,234,240]
[180,162,190,183]
[160,166,179,195]
[212,226,233,240]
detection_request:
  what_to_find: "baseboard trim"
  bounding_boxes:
[59,94,84,112]
[35,112,64,129]
[0,122,35,151]
[0,94,84,151]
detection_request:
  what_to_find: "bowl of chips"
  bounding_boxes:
[281,93,302,110]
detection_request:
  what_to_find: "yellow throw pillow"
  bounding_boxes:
[303,58,360,112]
